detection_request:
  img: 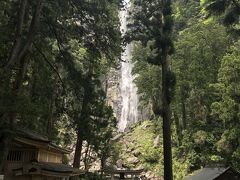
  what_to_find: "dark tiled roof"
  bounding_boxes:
[16,128,49,142]
[35,162,81,173]
[185,167,240,180]
[13,162,85,176]
[15,128,72,153]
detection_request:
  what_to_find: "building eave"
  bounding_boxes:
[12,162,85,177]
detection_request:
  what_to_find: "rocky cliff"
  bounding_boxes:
[105,68,122,121]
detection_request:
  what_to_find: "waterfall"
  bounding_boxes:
[118,0,138,132]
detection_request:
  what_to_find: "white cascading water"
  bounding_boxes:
[118,0,138,132]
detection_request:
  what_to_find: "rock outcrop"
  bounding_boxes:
[106,68,122,121]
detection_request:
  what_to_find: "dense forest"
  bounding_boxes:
[0,0,122,173]
[0,0,240,180]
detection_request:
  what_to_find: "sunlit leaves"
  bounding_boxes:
[210,40,240,168]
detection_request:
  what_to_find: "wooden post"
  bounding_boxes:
[120,172,124,179]
[111,173,114,180]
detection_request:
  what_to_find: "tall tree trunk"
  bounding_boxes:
[47,76,58,138]
[0,130,12,173]
[84,142,90,171]
[73,133,83,168]
[9,58,28,125]
[7,0,28,67]
[73,73,92,168]
[7,0,43,67]
[30,61,38,100]
[0,57,28,173]
[162,54,173,180]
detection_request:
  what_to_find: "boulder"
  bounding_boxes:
[116,159,124,168]
[153,135,160,148]
[127,157,139,165]
[133,150,141,157]
[143,123,151,130]
[112,133,123,141]
[126,148,132,153]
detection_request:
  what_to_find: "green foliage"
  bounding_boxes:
[1,0,240,177]
[173,0,201,30]
[115,120,191,179]
[128,0,174,62]
[171,13,234,172]
[204,0,240,35]
[124,0,240,178]
[0,0,122,170]
[132,42,162,114]
[210,40,240,169]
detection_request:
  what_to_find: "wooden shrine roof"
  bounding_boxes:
[13,162,85,177]
[14,128,72,154]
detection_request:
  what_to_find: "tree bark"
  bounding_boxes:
[0,130,13,173]
[9,57,29,125]
[73,100,88,168]
[84,142,90,171]
[0,57,28,173]
[47,75,58,138]
[7,0,43,67]
[162,54,173,180]
[73,133,83,168]
[7,0,28,67]
[17,0,43,63]
[72,73,92,168]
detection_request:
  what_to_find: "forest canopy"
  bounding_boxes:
[0,0,240,179]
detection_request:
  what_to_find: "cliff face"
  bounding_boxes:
[106,68,122,121]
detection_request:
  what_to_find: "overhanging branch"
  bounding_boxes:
[33,43,65,88]
[232,0,240,10]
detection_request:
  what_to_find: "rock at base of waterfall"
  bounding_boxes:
[145,171,164,180]
[153,135,160,148]
[106,68,122,121]
[143,123,151,130]
[133,150,141,157]
[127,157,139,165]
[112,133,123,141]
[116,159,124,168]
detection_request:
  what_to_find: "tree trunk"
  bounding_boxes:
[0,57,28,173]
[73,103,87,168]
[47,75,58,138]
[7,0,43,67]
[84,142,90,171]
[73,133,83,168]
[30,61,38,100]
[0,130,13,173]
[7,0,28,67]
[73,75,92,168]
[17,0,43,63]
[162,55,173,180]
[9,58,28,125]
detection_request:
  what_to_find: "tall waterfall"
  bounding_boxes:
[118,0,138,132]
